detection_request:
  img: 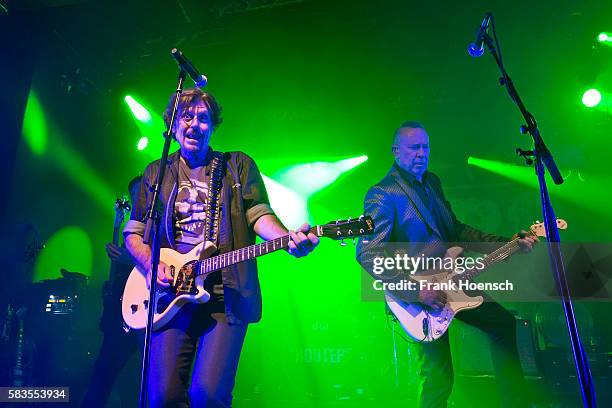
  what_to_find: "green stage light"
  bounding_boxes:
[582,89,602,108]
[33,226,93,281]
[275,155,368,197]
[125,95,152,123]
[22,89,115,213]
[262,175,309,229]
[123,94,167,161]
[137,136,149,150]
[466,156,611,217]
[598,32,610,42]
[22,90,47,155]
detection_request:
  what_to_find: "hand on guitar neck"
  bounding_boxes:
[513,229,539,253]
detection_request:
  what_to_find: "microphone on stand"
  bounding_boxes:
[171,48,208,87]
[467,13,493,58]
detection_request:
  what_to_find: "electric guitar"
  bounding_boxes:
[385,219,567,342]
[122,216,374,330]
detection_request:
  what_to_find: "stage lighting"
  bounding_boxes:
[598,32,610,43]
[22,90,47,155]
[34,226,93,281]
[262,175,309,229]
[137,136,149,151]
[23,91,115,211]
[275,155,368,197]
[124,95,152,123]
[582,89,602,108]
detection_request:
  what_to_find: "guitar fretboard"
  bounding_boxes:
[198,234,295,275]
[452,237,524,282]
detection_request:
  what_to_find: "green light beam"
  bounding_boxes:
[22,90,48,155]
[274,155,368,198]
[262,174,309,229]
[125,95,152,123]
[33,226,93,280]
[123,95,167,156]
[467,156,611,217]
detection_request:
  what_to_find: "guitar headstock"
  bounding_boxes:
[530,218,568,238]
[315,215,374,242]
[114,196,131,227]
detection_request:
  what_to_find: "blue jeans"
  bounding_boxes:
[148,303,247,407]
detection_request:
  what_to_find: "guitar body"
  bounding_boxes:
[385,246,484,342]
[122,241,217,331]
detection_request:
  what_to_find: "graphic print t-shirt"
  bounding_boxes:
[174,156,224,308]
[174,157,209,255]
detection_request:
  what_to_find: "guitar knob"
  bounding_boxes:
[130,304,138,313]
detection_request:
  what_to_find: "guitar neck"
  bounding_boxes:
[108,223,123,283]
[457,236,525,281]
[199,234,296,274]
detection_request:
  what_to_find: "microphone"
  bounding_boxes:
[171,48,208,87]
[467,13,492,58]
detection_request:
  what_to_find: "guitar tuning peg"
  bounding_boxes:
[340,239,346,247]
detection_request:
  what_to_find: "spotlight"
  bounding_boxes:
[124,95,152,123]
[582,89,601,108]
[137,136,149,151]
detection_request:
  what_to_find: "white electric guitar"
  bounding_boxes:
[385,219,567,342]
[122,216,374,330]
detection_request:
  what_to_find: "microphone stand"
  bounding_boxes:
[138,68,187,408]
[480,27,597,407]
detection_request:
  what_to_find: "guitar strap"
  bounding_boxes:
[203,151,225,246]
